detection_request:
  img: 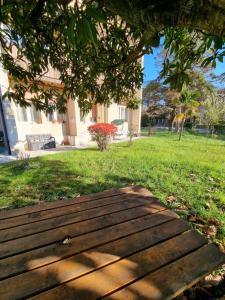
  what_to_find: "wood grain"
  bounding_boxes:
[0,194,155,230]
[0,186,224,300]
[0,198,164,242]
[103,244,225,300]
[0,210,178,279]
[27,230,207,300]
[0,186,151,220]
[0,220,191,299]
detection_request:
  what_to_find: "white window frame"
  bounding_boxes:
[47,111,58,122]
[16,104,42,124]
[118,106,128,121]
[16,105,29,123]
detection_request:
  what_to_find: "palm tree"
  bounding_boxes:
[166,90,181,131]
[172,89,200,140]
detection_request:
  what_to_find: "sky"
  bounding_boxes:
[143,48,225,86]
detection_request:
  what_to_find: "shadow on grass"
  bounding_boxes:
[0,158,136,210]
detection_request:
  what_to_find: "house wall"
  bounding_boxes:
[2,94,141,152]
[67,100,98,146]
[96,104,107,123]
[6,80,70,151]
[11,103,67,151]
[106,100,142,135]
[130,87,142,134]
[0,60,19,153]
[1,70,141,152]
[106,103,129,134]
[129,107,141,134]
[0,40,142,152]
[78,107,96,146]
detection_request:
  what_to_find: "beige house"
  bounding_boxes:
[0,65,141,154]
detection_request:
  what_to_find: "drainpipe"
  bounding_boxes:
[0,87,11,155]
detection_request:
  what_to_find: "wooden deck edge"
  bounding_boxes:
[102,243,225,300]
[166,243,225,300]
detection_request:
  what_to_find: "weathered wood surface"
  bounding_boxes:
[0,186,224,300]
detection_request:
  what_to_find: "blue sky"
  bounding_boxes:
[143,49,225,86]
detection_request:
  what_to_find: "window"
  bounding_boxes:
[30,105,42,123]
[47,112,54,122]
[57,111,65,122]
[119,106,128,121]
[47,111,66,123]
[90,105,97,122]
[80,110,86,122]
[16,105,28,122]
[16,104,42,123]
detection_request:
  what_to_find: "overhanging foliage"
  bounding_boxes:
[1,0,225,112]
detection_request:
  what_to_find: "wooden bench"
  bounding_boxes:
[0,186,224,300]
[26,134,56,150]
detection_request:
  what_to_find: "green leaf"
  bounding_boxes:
[76,17,98,51]
[86,7,107,22]
[214,37,223,49]
[212,60,216,68]
[149,34,160,48]
[218,56,223,63]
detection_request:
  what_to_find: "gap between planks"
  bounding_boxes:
[0,210,180,279]
[0,193,158,230]
[0,201,163,243]
[0,222,196,300]
[0,186,151,220]
[26,230,209,300]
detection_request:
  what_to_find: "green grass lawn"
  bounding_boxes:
[0,131,225,245]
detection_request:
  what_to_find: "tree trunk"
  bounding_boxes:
[210,125,215,135]
[128,130,133,145]
[168,108,176,131]
[178,119,185,141]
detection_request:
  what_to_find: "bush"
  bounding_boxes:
[88,123,117,151]
[141,113,155,128]
[214,124,225,134]
[141,113,150,127]
[184,122,193,129]
[15,151,30,169]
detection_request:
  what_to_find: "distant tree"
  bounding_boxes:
[172,89,200,140]
[143,71,213,132]
[142,80,175,133]
[210,73,225,86]
[199,93,225,135]
[143,81,166,106]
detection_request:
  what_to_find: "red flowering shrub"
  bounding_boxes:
[88,123,117,151]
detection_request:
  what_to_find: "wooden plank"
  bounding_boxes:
[0,193,157,230]
[0,221,193,300]
[0,186,152,220]
[0,189,123,220]
[0,210,179,279]
[0,201,168,259]
[0,194,143,230]
[27,230,207,300]
[104,244,225,300]
[0,198,165,242]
